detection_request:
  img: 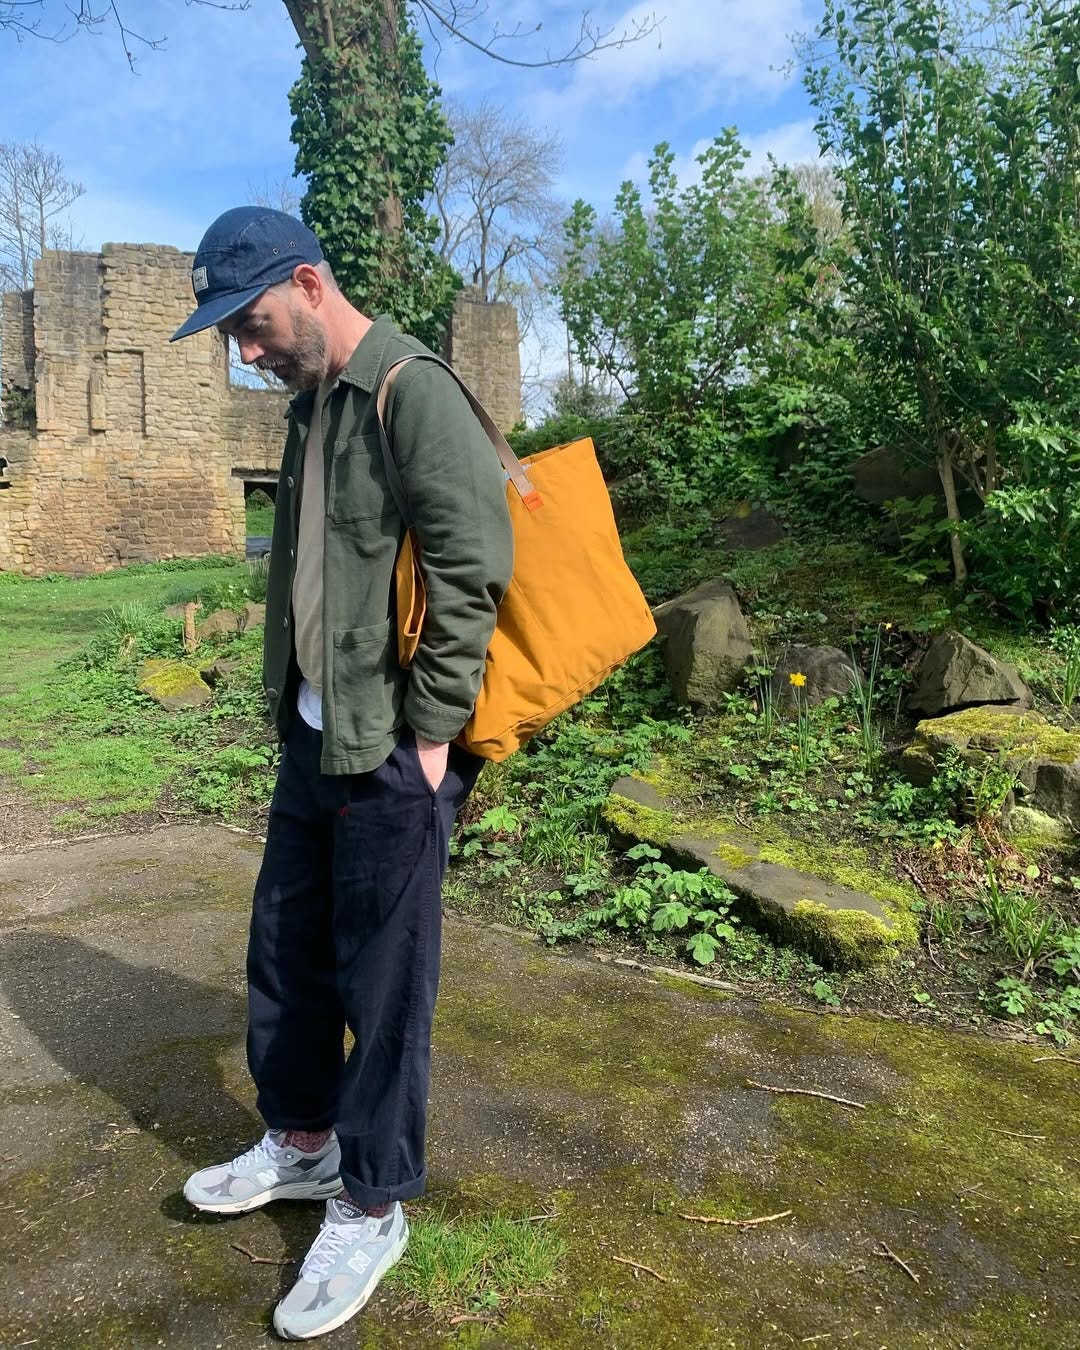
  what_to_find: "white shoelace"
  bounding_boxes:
[302,1220,374,1281]
[231,1131,287,1171]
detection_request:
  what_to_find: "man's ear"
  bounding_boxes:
[291,263,324,308]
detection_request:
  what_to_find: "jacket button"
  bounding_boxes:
[287,475,295,489]
[266,687,278,700]
[289,547,295,560]
[282,616,289,629]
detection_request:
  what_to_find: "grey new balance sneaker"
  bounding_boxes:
[273,1197,408,1340]
[183,1130,343,1215]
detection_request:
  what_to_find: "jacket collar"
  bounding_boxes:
[285,314,398,422]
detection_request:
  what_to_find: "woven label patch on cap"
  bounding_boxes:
[192,265,209,293]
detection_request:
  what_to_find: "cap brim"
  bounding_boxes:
[169,283,270,342]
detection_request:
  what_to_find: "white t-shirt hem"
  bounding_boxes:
[297,678,323,731]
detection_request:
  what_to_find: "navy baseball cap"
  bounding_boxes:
[170,207,324,342]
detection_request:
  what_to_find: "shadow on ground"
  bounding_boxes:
[0,824,1078,1348]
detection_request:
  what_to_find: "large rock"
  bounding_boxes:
[771,423,805,474]
[200,658,241,686]
[851,445,942,507]
[198,607,243,639]
[910,632,1030,716]
[714,501,785,551]
[653,579,754,707]
[770,645,860,709]
[603,774,917,970]
[137,659,212,711]
[241,602,266,632]
[901,707,1080,833]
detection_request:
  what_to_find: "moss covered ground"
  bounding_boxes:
[1,825,1078,1347]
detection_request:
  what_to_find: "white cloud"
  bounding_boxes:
[742,117,824,176]
[535,0,811,120]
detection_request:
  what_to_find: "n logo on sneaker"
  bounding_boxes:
[347,1250,372,1275]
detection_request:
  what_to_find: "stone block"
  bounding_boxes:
[910,632,1030,716]
[653,579,754,707]
[603,771,918,970]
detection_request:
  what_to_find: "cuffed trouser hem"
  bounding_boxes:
[339,1166,427,1210]
[262,1112,338,1133]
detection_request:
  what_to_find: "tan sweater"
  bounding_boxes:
[291,378,332,690]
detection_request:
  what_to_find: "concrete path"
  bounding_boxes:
[1,825,1078,1347]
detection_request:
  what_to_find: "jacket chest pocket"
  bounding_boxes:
[328,432,397,524]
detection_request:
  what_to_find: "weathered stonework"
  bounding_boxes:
[442,285,522,433]
[0,252,524,576]
[0,244,287,576]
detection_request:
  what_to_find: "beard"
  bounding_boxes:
[256,309,328,392]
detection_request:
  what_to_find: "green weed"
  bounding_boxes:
[386,1208,564,1316]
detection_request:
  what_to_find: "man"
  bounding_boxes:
[170,207,513,1340]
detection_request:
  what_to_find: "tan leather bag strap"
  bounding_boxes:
[375,353,542,521]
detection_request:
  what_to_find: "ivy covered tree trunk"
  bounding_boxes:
[285,0,459,348]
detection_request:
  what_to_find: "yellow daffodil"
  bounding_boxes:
[884,622,894,631]
[789,672,807,688]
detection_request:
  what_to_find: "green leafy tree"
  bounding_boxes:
[559,133,815,417]
[556,132,829,502]
[802,0,1080,593]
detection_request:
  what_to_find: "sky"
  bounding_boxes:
[2,0,827,399]
[2,0,825,254]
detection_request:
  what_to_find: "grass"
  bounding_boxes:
[0,557,247,684]
[385,1207,564,1316]
[2,525,1078,1041]
[0,556,266,831]
[245,503,275,535]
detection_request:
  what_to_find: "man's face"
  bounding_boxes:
[218,287,328,393]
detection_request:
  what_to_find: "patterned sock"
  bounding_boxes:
[282,1127,333,1153]
[344,1193,391,1219]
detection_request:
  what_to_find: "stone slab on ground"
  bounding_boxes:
[137,658,213,711]
[605,776,917,969]
[0,825,1078,1347]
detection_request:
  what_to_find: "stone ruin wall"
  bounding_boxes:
[0,249,522,577]
[442,286,521,435]
[0,245,286,576]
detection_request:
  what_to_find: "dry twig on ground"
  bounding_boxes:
[747,1080,867,1110]
[612,1255,670,1282]
[874,1241,920,1284]
[231,1242,294,1267]
[678,1209,793,1228]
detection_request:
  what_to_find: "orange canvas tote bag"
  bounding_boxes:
[376,355,656,761]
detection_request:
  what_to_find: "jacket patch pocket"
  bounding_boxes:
[328,432,397,524]
[331,618,398,750]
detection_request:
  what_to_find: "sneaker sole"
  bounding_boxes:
[185,1176,345,1215]
[273,1226,409,1340]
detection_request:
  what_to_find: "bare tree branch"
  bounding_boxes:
[412,0,661,69]
[4,1,659,73]
[431,97,562,302]
[0,141,85,290]
[0,0,249,70]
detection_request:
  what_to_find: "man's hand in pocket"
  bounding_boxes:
[414,734,449,792]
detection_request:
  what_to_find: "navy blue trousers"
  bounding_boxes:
[246,718,481,1208]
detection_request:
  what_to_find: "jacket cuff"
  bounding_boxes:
[405,690,469,744]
